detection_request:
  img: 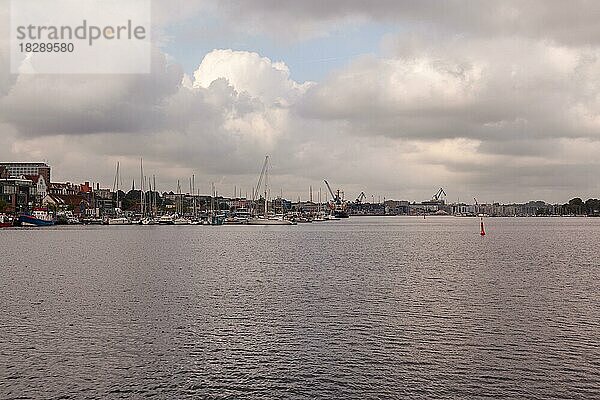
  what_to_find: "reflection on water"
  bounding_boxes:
[1,217,599,399]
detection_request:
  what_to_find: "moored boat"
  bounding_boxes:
[247,214,296,225]
[208,214,226,225]
[333,209,349,218]
[82,217,104,225]
[0,214,14,228]
[224,216,245,224]
[158,214,175,225]
[107,216,132,225]
[18,209,55,227]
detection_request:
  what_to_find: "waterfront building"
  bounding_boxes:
[0,162,51,183]
[94,187,112,200]
[42,194,90,216]
[48,182,80,196]
[350,201,387,215]
[163,192,177,202]
[450,203,476,216]
[0,177,36,213]
[226,197,251,210]
[23,175,48,200]
[292,201,319,213]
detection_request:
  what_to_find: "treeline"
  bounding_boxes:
[562,198,600,215]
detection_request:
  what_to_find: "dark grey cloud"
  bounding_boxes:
[0,49,183,136]
[216,1,600,45]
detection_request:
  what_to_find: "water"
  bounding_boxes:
[1,217,598,399]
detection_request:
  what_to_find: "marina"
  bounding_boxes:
[0,157,359,227]
[3,159,599,230]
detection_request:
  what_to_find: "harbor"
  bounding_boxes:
[2,161,599,228]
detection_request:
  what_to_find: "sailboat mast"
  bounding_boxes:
[153,175,156,217]
[319,187,321,213]
[189,177,193,217]
[264,156,269,216]
[115,161,120,212]
[177,180,181,215]
[192,174,196,219]
[140,158,144,217]
[211,182,215,214]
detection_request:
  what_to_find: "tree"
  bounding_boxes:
[569,198,584,206]
[568,198,584,215]
[585,198,600,215]
[0,198,7,213]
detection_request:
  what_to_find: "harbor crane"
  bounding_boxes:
[432,187,447,202]
[324,179,343,205]
[324,179,350,218]
[355,191,366,204]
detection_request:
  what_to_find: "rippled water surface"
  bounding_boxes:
[1,217,599,399]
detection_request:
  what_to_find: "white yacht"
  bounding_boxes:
[158,214,175,225]
[108,216,132,225]
[247,215,295,225]
[173,217,191,225]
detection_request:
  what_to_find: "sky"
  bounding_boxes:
[2,1,600,203]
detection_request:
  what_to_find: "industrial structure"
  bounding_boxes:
[324,179,349,218]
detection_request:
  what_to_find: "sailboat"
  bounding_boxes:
[189,175,202,225]
[173,179,191,225]
[313,187,326,222]
[247,155,295,226]
[139,158,156,225]
[141,174,159,224]
[206,183,225,225]
[108,161,132,225]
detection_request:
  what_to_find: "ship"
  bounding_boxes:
[324,179,349,218]
[18,208,55,226]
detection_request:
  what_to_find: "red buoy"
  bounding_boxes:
[480,217,486,236]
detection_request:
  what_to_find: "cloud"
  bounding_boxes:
[0,47,314,191]
[208,1,600,45]
[3,43,600,202]
[300,36,600,145]
[193,49,312,103]
[0,48,183,136]
[2,1,600,203]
